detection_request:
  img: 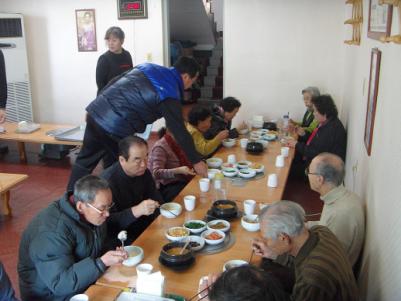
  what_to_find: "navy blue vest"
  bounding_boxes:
[87,63,183,138]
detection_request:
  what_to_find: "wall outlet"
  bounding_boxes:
[146,52,153,62]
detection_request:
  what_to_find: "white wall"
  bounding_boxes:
[225,1,401,300]
[224,0,345,125]
[342,1,401,300]
[0,0,164,125]
[212,0,223,32]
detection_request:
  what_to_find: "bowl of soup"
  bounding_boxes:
[122,246,144,267]
[159,242,195,269]
[212,200,238,218]
[241,215,260,232]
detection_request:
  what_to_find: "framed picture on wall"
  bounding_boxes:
[75,9,97,52]
[117,0,148,19]
[368,0,393,40]
[364,48,381,156]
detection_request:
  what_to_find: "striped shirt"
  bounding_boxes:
[292,226,359,301]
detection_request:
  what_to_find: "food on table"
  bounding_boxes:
[166,247,189,256]
[185,222,205,229]
[168,228,189,237]
[209,222,227,229]
[205,232,223,240]
[244,217,259,224]
[189,242,200,248]
[250,163,262,169]
[216,204,234,210]
[240,171,249,174]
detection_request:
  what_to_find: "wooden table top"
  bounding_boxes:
[0,122,82,146]
[88,138,294,299]
[0,173,29,193]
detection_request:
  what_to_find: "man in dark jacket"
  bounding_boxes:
[18,175,128,301]
[101,135,163,249]
[67,56,207,191]
[204,96,244,140]
[0,49,7,123]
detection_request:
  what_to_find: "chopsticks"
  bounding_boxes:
[157,204,178,217]
[187,285,210,301]
[248,249,254,264]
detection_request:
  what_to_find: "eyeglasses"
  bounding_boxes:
[305,166,321,176]
[86,202,115,215]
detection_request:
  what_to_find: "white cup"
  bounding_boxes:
[199,178,210,192]
[275,155,285,168]
[184,195,196,211]
[281,146,290,157]
[240,138,249,148]
[227,154,236,164]
[243,199,256,215]
[70,294,89,301]
[267,174,278,188]
[136,263,153,276]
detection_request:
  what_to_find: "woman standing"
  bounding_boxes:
[96,26,133,95]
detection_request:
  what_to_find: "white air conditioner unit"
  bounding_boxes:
[0,13,33,122]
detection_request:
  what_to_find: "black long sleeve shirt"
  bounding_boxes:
[101,162,163,248]
[96,49,133,95]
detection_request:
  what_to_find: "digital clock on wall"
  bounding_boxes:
[117,0,148,19]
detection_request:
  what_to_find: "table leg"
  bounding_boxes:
[17,142,27,163]
[1,191,12,216]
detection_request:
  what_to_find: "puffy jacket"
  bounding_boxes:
[18,194,107,301]
[87,63,183,138]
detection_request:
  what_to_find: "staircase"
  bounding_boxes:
[196,37,223,106]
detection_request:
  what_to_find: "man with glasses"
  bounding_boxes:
[101,135,163,248]
[306,152,365,267]
[18,175,128,301]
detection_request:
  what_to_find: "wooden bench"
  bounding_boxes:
[0,122,82,163]
[0,173,28,216]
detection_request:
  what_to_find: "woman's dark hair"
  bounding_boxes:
[104,26,125,40]
[173,56,200,78]
[311,94,338,119]
[220,97,241,113]
[118,135,148,160]
[188,105,212,127]
[209,265,288,301]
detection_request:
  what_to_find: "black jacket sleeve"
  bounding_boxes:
[159,99,202,164]
[96,54,109,95]
[143,170,164,204]
[0,50,7,108]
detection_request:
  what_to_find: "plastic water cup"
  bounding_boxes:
[243,199,256,215]
[184,195,196,211]
[199,178,210,192]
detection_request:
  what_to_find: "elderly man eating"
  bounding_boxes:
[253,201,358,301]
[18,175,127,301]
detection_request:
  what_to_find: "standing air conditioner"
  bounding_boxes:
[0,13,33,122]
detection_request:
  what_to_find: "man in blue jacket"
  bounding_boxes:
[18,175,128,301]
[67,56,207,190]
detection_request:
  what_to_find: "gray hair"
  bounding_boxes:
[259,201,305,240]
[301,86,320,98]
[315,152,345,186]
[73,175,110,204]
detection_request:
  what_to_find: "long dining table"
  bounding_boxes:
[86,136,294,300]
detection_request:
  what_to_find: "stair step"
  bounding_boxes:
[207,66,219,76]
[212,49,223,57]
[200,87,213,98]
[204,75,216,86]
[209,57,221,67]
[213,86,223,99]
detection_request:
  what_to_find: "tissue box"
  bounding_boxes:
[136,272,165,297]
[116,292,175,301]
